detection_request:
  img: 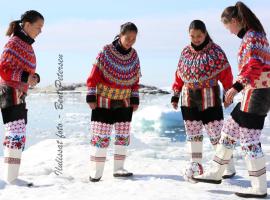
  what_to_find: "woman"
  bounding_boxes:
[171,20,234,181]
[0,10,44,186]
[193,2,270,198]
[86,22,141,182]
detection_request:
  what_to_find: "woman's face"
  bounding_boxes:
[23,18,44,39]
[222,18,241,35]
[189,29,207,46]
[120,31,137,50]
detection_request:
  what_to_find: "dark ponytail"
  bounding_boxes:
[114,22,138,40]
[6,20,21,36]
[189,19,213,42]
[6,10,44,37]
[221,1,265,35]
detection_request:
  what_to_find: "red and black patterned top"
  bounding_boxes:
[233,29,270,92]
[86,39,141,106]
[172,41,233,97]
[0,31,36,93]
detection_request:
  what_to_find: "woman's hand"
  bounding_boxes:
[88,103,97,110]
[224,88,238,108]
[172,102,178,110]
[224,100,232,108]
[27,74,39,87]
[132,105,139,112]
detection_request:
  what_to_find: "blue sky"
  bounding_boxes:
[0,0,270,87]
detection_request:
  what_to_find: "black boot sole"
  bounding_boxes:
[222,172,236,179]
[89,177,101,182]
[27,183,34,187]
[235,192,267,198]
[113,173,133,177]
[192,177,222,184]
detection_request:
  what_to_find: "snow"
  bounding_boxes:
[0,93,270,199]
[0,135,270,200]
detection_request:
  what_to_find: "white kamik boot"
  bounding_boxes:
[222,155,236,179]
[212,144,236,179]
[187,141,203,164]
[235,156,267,198]
[4,148,22,183]
[193,144,233,184]
[113,145,133,177]
[89,147,107,182]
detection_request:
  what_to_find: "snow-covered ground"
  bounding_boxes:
[0,92,270,200]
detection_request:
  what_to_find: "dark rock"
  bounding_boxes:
[31,83,170,95]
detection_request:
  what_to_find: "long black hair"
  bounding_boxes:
[221,1,265,35]
[189,20,213,42]
[114,22,138,40]
[6,10,44,36]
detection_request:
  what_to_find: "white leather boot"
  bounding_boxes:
[113,145,133,177]
[187,141,203,164]
[193,144,233,184]
[235,156,267,198]
[3,148,22,183]
[89,147,107,182]
[222,155,236,179]
[213,144,236,179]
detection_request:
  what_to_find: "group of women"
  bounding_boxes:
[0,1,269,198]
